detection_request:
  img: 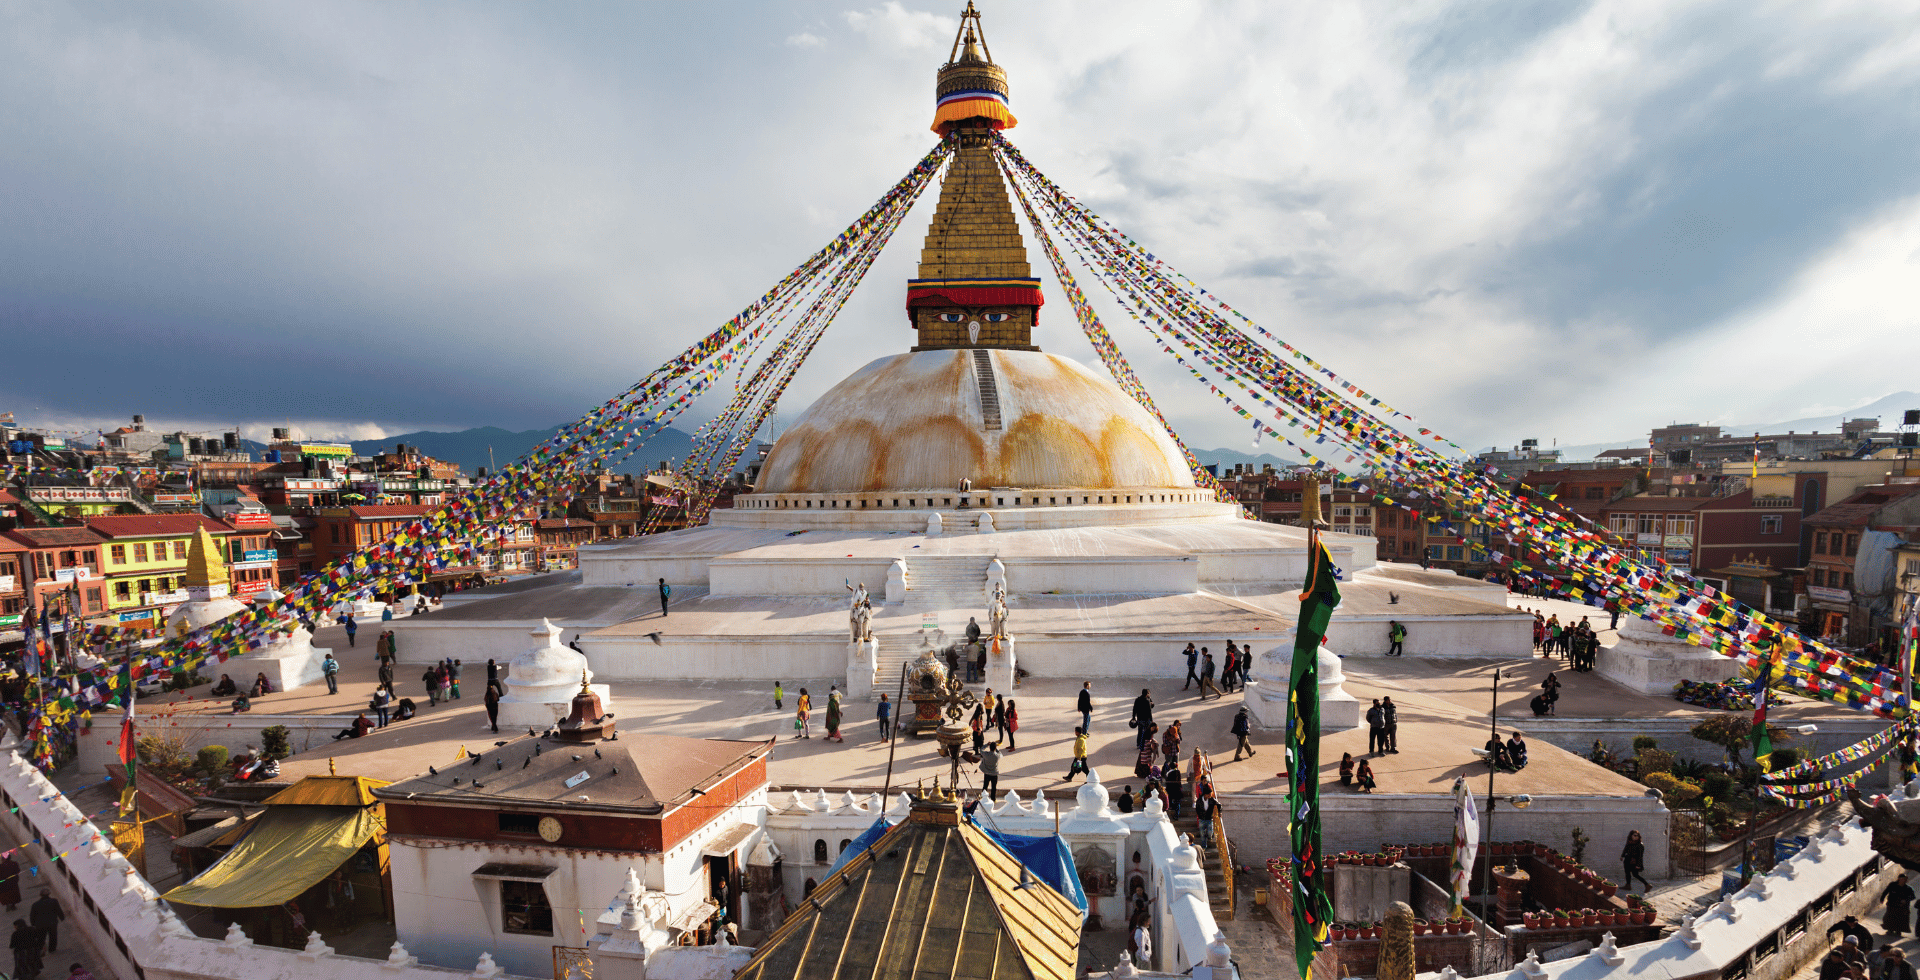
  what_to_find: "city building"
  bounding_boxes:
[1,526,109,621]
[1597,495,1712,569]
[1801,485,1920,644]
[534,517,598,571]
[84,514,238,628]
[0,537,26,621]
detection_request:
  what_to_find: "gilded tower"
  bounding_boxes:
[908,3,1043,352]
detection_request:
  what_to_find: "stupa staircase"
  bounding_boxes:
[864,555,992,698]
[1170,809,1237,918]
[970,349,1003,431]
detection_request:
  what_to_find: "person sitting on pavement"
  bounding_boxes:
[333,714,374,740]
[1506,732,1529,770]
[229,694,251,714]
[209,674,237,697]
[393,698,417,721]
[1484,736,1513,771]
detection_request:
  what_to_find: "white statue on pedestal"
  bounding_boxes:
[848,582,873,642]
[988,583,1008,639]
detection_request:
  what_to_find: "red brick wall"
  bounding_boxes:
[661,754,767,850]
[386,802,664,852]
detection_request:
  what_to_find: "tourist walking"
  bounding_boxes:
[1541,672,1562,714]
[979,743,1000,798]
[1387,620,1406,657]
[374,630,390,660]
[1197,651,1221,700]
[1221,647,1239,694]
[775,681,784,710]
[1077,682,1093,734]
[423,665,440,705]
[11,917,42,980]
[992,695,1008,742]
[484,683,500,733]
[377,656,394,689]
[1131,689,1155,749]
[1165,766,1186,818]
[448,659,462,699]
[1063,727,1090,782]
[1004,700,1019,751]
[876,693,892,742]
[1382,697,1399,753]
[1623,830,1652,892]
[343,614,357,648]
[385,630,398,659]
[1194,786,1220,845]
[826,688,844,742]
[28,889,61,955]
[1884,948,1918,980]
[657,578,670,617]
[1230,706,1255,761]
[1366,699,1387,755]
[1135,727,1160,780]
[1161,720,1182,770]
[1181,642,1199,690]
[322,653,339,695]
[794,688,811,739]
[371,687,391,727]
[0,854,20,911]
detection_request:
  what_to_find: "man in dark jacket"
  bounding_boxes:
[1382,697,1400,754]
[10,918,41,980]
[1131,690,1155,749]
[1077,682,1093,734]
[1181,643,1199,690]
[1231,706,1255,760]
[1366,699,1386,756]
[658,578,671,617]
[28,889,62,954]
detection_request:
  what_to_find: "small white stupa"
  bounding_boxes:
[1245,629,1361,732]
[166,527,331,692]
[164,526,247,632]
[498,619,613,729]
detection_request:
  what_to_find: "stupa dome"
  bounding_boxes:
[508,619,592,690]
[757,349,1196,494]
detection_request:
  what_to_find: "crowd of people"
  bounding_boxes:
[1528,610,1602,671]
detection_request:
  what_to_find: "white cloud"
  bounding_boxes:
[843,2,947,56]
[784,32,825,49]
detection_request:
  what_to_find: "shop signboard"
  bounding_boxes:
[1808,585,1852,605]
[1636,533,1661,546]
[241,549,277,563]
[53,567,93,582]
[229,513,275,529]
[0,614,20,628]
[1663,535,1694,549]
[233,579,270,598]
[118,610,154,623]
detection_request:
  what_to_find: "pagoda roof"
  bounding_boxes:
[734,796,1081,980]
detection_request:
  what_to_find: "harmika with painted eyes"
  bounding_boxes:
[938,310,1011,344]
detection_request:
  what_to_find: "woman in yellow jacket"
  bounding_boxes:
[794,688,812,739]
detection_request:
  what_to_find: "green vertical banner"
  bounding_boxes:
[1287,529,1341,980]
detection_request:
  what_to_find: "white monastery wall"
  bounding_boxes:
[392,789,766,979]
[1428,806,1895,980]
[0,739,540,980]
[1225,791,1674,881]
[707,557,901,597]
[578,635,845,683]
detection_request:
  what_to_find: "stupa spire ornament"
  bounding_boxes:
[182,526,230,602]
[910,2,1042,353]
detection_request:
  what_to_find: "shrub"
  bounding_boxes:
[195,745,229,776]
[1769,748,1801,769]
[1700,771,1733,801]
[1669,757,1709,780]
[261,725,293,762]
[1646,772,1704,805]
[1637,748,1676,777]
[1632,736,1660,753]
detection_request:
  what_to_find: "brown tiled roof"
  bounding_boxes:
[1804,487,1920,528]
[2,527,109,549]
[374,735,766,811]
[84,515,233,538]
[535,518,594,530]
[344,505,431,519]
[1598,495,1716,512]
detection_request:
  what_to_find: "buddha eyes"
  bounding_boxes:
[939,313,965,322]
[984,313,1010,322]
[935,311,1010,322]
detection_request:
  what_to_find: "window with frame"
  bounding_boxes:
[115,582,131,600]
[1428,545,1444,560]
[110,545,126,565]
[85,588,102,613]
[1846,534,1859,557]
[1760,515,1782,534]
[173,541,187,559]
[132,543,147,563]
[1446,546,1464,561]
[1815,532,1828,555]
[1637,515,1659,535]
[1585,487,1604,499]
[1667,515,1695,537]
[499,880,553,936]
[1844,573,1855,590]
[1813,569,1826,587]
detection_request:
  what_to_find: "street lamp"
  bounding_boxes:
[1475,667,1539,904]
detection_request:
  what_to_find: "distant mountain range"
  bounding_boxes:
[237,425,699,477]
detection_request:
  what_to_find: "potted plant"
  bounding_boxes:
[1449,917,1469,934]
[1636,908,1657,925]
[1553,909,1571,925]
[1331,923,1351,941]
[1596,910,1616,927]
[1361,921,1378,939]
[1522,912,1539,929]
[1411,918,1429,935]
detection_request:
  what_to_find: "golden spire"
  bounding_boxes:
[184,525,229,589]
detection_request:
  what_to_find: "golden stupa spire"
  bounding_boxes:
[909,3,1040,353]
[182,525,231,601]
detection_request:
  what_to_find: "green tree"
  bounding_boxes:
[1691,715,1791,767]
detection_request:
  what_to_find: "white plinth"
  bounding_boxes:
[220,628,331,694]
[1246,633,1359,732]
[846,638,878,699]
[987,636,1016,692]
[1595,615,1743,694]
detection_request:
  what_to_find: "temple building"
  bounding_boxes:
[385,4,1531,698]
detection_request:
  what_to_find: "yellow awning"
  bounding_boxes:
[162,806,381,908]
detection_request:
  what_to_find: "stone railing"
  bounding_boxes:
[0,736,541,980]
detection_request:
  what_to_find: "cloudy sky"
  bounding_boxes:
[3,1,1917,456]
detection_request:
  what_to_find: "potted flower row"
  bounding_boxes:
[1323,851,1398,869]
[1330,921,1379,941]
[1522,907,1655,929]
[1412,917,1473,935]
[1383,842,1451,857]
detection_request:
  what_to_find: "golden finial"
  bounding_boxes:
[580,668,592,694]
[329,757,337,775]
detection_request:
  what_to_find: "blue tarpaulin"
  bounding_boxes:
[823,816,1088,914]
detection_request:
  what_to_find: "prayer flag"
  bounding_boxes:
[1287,530,1340,980]
[1450,777,1479,916]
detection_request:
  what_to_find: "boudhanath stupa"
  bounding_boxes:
[387,16,1531,705]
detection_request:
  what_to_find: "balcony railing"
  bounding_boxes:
[1753,496,1796,508]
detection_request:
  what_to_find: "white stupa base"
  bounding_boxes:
[1246,679,1360,732]
[498,684,613,730]
[987,636,1016,692]
[219,630,331,694]
[1594,616,1745,695]
[845,638,878,699]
